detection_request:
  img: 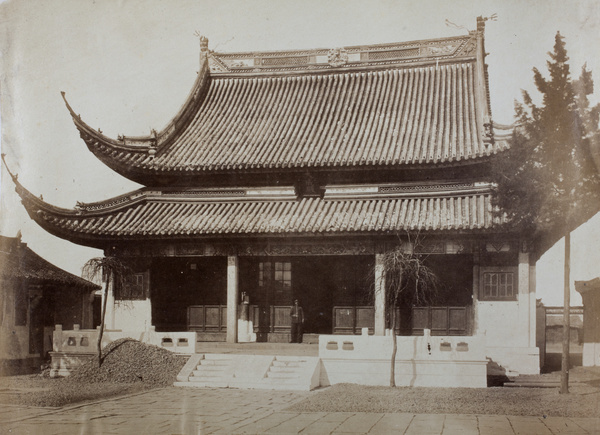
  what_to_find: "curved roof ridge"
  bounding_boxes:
[10,186,502,249]
[63,52,212,157]
[2,154,149,218]
[58,18,508,186]
[208,33,475,75]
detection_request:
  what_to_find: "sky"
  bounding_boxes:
[0,0,599,305]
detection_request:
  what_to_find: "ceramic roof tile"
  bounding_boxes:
[69,42,508,184]
[23,192,497,245]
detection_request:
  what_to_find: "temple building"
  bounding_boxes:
[9,17,540,375]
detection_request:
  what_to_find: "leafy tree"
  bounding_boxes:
[492,32,600,393]
[372,236,437,387]
[493,33,599,243]
[82,257,131,367]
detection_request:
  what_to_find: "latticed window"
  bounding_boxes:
[118,273,147,300]
[259,261,291,294]
[481,271,516,300]
[274,262,292,294]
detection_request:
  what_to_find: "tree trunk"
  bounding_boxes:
[560,232,571,394]
[390,308,397,387]
[97,271,110,368]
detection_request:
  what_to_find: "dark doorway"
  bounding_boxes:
[398,254,474,335]
[151,257,226,332]
[240,256,373,339]
[294,256,372,334]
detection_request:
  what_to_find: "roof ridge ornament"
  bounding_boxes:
[1,153,18,182]
[195,31,209,52]
[328,47,348,67]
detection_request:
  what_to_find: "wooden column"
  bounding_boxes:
[226,255,239,343]
[374,253,386,336]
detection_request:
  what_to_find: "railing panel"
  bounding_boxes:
[412,307,429,333]
[187,305,226,332]
[220,306,227,329]
[272,306,292,332]
[356,307,374,333]
[204,306,222,331]
[333,307,355,334]
[431,307,448,335]
[333,306,375,334]
[448,307,467,335]
[187,306,205,330]
[410,306,469,336]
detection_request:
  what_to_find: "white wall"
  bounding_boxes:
[112,300,152,331]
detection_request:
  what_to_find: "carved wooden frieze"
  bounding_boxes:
[113,240,375,257]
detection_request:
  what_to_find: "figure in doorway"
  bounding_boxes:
[290,299,304,343]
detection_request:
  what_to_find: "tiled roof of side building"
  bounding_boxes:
[64,19,508,186]
[11,177,503,249]
[0,235,100,289]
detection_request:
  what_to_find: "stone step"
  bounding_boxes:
[273,355,309,361]
[199,359,232,366]
[192,370,227,378]
[203,354,235,360]
[269,366,300,373]
[272,361,302,367]
[267,371,301,379]
[175,354,320,391]
[195,364,229,371]
[187,381,229,388]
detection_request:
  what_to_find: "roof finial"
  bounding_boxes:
[1,153,19,183]
[194,31,209,53]
[477,14,497,33]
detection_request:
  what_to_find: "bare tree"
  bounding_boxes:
[82,256,130,367]
[372,235,438,387]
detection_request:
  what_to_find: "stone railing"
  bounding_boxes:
[320,328,485,361]
[50,324,197,377]
[318,329,487,388]
[52,324,196,355]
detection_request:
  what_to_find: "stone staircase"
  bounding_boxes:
[174,354,320,390]
[262,356,316,390]
[186,354,234,387]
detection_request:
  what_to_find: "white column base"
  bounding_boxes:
[582,342,600,366]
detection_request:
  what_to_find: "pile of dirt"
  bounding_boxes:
[70,338,187,387]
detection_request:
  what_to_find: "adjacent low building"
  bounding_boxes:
[0,234,100,375]
[8,17,541,379]
[575,278,600,367]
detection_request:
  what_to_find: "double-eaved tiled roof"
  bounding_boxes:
[12,178,500,248]
[65,21,508,186]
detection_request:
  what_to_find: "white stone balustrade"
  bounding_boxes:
[50,325,197,377]
[318,329,488,388]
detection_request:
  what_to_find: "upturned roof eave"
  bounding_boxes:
[62,51,212,153]
[59,23,507,184]
[77,150,504,187]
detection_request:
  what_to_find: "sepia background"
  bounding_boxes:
[1,0,599,305]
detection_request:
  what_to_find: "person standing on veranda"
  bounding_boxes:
[290,299,304,343]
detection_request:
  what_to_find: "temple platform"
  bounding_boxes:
[194,342,319,357]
